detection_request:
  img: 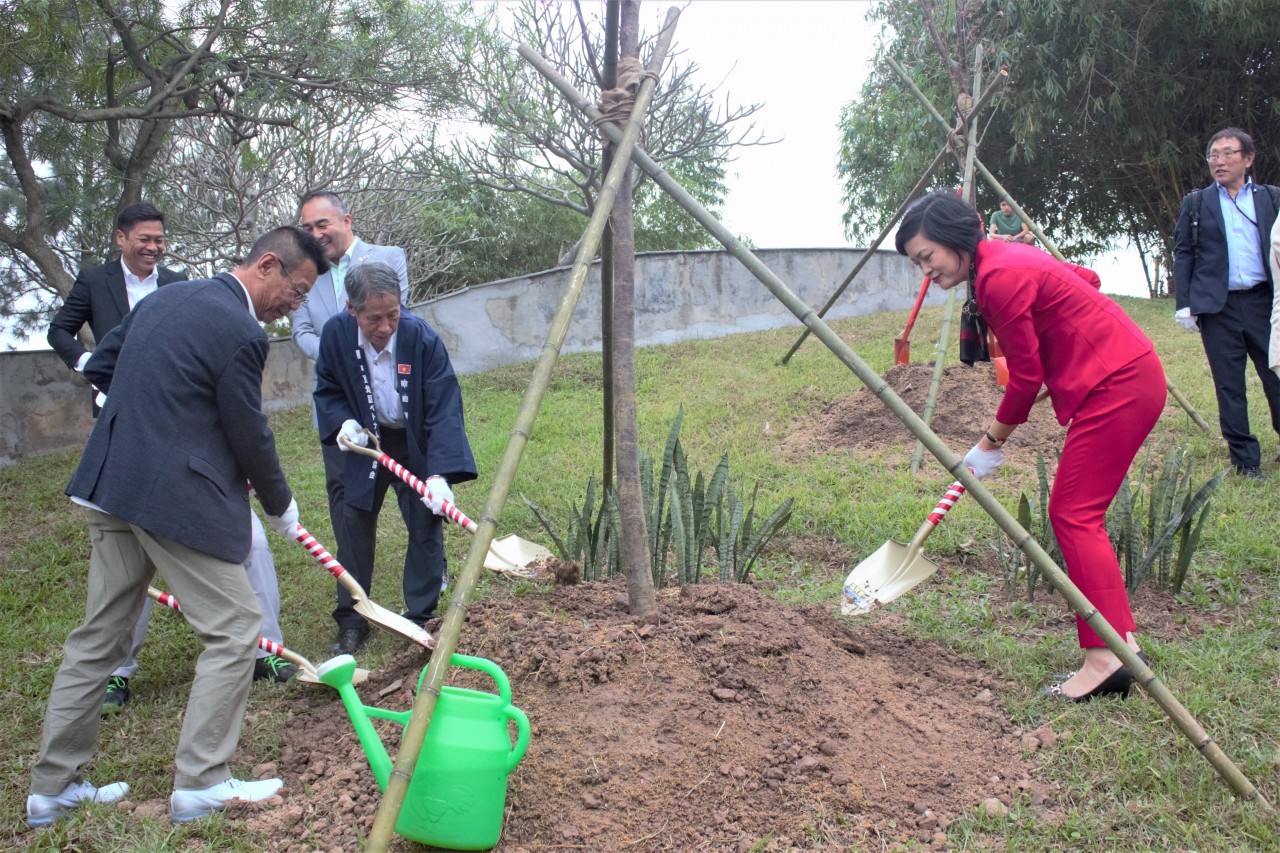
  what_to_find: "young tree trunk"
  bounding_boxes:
[610,0,656,616]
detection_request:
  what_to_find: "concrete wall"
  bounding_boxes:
[1,247,927,465]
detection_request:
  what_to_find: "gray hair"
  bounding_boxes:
[346,262,402,312]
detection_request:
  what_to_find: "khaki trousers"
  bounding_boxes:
[31,509,261,793]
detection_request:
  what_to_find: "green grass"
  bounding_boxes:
[3,295,1280,849]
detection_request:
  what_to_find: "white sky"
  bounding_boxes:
[3,0,1147,351]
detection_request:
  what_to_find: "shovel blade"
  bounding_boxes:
[893,336,910,366]
[298,667,370,686]
[483,534,553,575]
[840,539,940,615]
[353,598,434,649]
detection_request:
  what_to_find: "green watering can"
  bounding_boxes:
[317,653,531,850]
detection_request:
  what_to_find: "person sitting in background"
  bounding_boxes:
[987,199,1035,245]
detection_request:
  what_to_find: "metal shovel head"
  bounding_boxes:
[840,539,940,616]
[483,534,554,576]
[353,598,435,649]
[893,336,910,366]
[297,666,370,686]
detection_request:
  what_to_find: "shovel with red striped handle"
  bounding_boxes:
[341,433,551,577]
[146,586,370,685]
[293,524,435,649]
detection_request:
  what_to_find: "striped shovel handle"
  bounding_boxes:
[294,524,367,599]
[925,480,967,528]
[373,450,479,533]
[146,586,311,668]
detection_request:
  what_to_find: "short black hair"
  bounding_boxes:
[298,189,348,216]
[346,262,403,312]
[242,226,330,276]
[1207,127,1254,158]
[115,202,165,235]
[895,190,985,257]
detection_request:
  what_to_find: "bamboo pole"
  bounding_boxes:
[779,143,948,365]
[885,56,1210,433]
[520,50,1273,811]
[601,0,619,490]
[780,67,1007,365]
[364,11,683,850]
[912,46,984,474]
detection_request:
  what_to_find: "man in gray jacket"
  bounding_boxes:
[292,190,409,540]
[27,226,326,827]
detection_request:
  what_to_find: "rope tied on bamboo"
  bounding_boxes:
[947,91,974,154]
[594,56,659,141]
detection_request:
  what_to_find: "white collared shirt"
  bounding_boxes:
[358,328,405,428]
[121,258,159,310]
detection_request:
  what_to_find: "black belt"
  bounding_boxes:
[1228,282,1267,293]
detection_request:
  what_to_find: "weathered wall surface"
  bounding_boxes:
[1,247,926,465]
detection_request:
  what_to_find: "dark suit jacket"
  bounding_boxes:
[67,274,293,564]
[313,311,477,512]
[47,257,186,369]
[1173,182,1278,315]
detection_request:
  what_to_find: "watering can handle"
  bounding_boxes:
[925,481,966,528]
[505,706,532,773]
[416,654,514,704]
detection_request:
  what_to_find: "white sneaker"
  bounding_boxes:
[170,777,283,822]
[26,779,130,828]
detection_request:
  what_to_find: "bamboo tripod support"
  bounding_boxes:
[883,55,1210,434]
[522,49,1273,811]
[780,67,1008,365]
[363,10,683,851]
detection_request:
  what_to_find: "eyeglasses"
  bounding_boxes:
[1206,148,1243,163]
[277,258,309,304]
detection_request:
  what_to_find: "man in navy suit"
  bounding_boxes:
[314,262,476,656]
[1174,127,1280,480]
[27,227,327,827]
[47,203,185,413]
[292,190,409,544]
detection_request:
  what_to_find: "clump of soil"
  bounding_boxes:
[241,579,1053,851]
[783,362,1068,470]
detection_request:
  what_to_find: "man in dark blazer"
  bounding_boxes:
[26,227,327,828]
[47,203,185,413]
[1174,126,1280,480]
[313,262,476,656]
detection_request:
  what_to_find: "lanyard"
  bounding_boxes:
[353,346,381,479]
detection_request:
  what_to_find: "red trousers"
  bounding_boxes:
[1048,350,1166,648]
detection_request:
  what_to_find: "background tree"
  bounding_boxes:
[837,0,1280,296]
[448,0,760,265]
[0,0,479,336]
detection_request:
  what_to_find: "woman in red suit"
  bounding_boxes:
[895,191,1165,701]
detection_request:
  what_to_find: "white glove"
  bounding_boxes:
[266,497,300,539]
[1175,307,1199,333]
[337,419,367,451]
[421,475,454,516]
[963,443,1005,480]
[75,352,91,373]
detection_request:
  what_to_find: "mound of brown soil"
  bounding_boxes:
[243,579,1052,851]
[783,362,1068,469]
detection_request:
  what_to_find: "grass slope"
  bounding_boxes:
[2,295,1278,850]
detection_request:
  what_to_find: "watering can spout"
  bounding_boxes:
[316,654,394,789]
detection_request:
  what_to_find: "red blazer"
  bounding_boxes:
[974,241,1154,426]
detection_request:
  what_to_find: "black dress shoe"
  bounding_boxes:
[400,611,438,629]
[1050,650,1149,683]
[332,625,371,656]
[1234,465,1266,481]
[1042,665,1133,702]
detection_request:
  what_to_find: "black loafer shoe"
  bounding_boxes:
[1051,650,1149,683]
[1042,665,1134,702]
[332,625,371,656]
